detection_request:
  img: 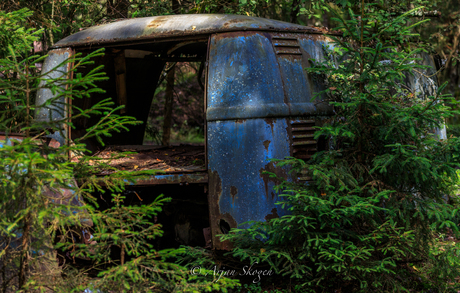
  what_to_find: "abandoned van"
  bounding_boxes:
[34,14,377,249]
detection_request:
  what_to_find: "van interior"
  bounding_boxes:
[71,39,210,248]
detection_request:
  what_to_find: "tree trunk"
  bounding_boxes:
[107,0,129,18]
[171,0,180,14]
[162,65,175,146]
[290,0,300,24]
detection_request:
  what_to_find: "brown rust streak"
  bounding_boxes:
[223,18,249,26]
[265,208,279,221]
[147,16,169,28]
[208,170,226,250]
[208,170,238,250]
[259,161,287,199]
[263,140,271,152]
[264,118,274,133]
[230,185,238,203]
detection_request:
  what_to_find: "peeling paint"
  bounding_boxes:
[265,208,279,221]
[263,140,271,151]
[264,118,275,133]
[259,162,286,199]
[230,186,238,203]
[53,15,327,49]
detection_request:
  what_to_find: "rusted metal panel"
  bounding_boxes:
[207,32,286,121]
[206,31,336,249]
[207,118,294,249]
[53,15,325,49]
[35,48,74,146]
[207,32,333,122]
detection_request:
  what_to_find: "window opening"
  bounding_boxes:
[71,40,207,174]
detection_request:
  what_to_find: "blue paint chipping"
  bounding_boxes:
[206,32,332,238]
[206,32,334,234]
[208,118,292,228]
[207,33,286,121]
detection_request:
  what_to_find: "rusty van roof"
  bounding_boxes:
[53,14,324,49]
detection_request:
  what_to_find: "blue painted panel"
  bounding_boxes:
[207,33,334,121]
[298,38,330,61]
[207,32,287,121]
[208,118,292,228]
[297,37,334,112]
[277,56,312,105]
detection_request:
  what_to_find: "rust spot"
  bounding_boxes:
[208,170,233,250]
[235,119,246,124]
[230,185,238,203]
[271,192,275,200]
[209,170,222,202]
[52,48,73,56]
[264,118,274,133]
[263,140,271,151]
[208,170,238,250]
[265,208,279,221]
[224,18,247,25]
[147,16,168,28]
[259,162,287,199]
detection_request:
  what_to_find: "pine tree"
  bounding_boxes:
[224,3,460,292]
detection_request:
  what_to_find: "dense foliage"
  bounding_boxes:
[223,4,460,292]
[2,1,460,292]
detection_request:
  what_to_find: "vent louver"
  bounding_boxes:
[272,36,302,55]
[290,119,317,160]
[290,119,317,182]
